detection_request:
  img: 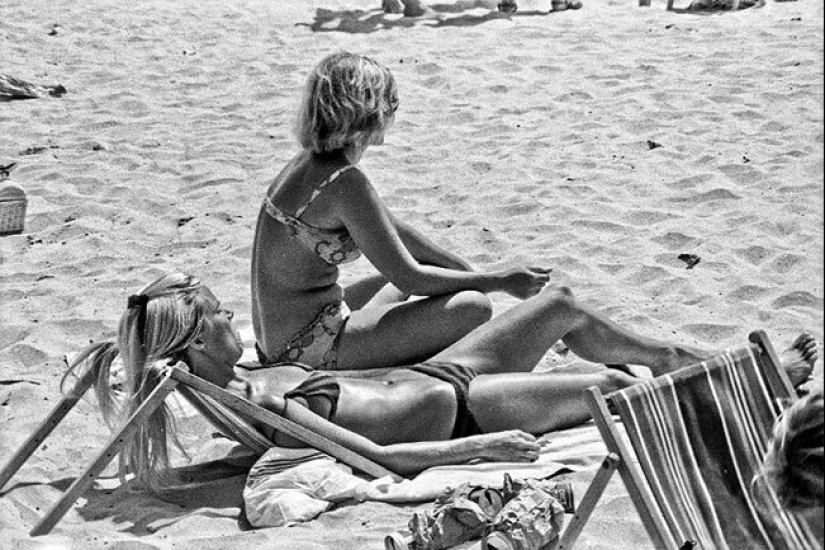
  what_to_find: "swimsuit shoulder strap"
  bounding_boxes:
[294,165,357,218]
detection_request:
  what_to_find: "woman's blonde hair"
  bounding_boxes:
[296,51,398,154]
[757,385,824,512]
[63,273,207,492]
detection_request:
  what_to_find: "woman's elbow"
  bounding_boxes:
[380,269,423,296]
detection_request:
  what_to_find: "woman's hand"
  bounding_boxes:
[495,266,552,299]
[476,430,541,463]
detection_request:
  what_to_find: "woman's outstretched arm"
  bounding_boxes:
[391,213,474,272]
[256,394,539,476]
[331,170,550,299]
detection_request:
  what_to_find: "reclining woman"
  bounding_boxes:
[71,272,817,489]
[252,51,551,372]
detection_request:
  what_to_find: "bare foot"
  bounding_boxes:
[779,333,818,388]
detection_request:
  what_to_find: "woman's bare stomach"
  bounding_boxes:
[335,372,458,444]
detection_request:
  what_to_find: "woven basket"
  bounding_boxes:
[0,185,27,235]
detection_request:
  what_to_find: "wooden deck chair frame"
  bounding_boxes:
[0,365,398,537]
[556,330,795,550]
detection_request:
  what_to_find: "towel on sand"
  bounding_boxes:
[243,424,607,528]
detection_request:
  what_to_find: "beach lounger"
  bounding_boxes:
[0,364,398,536]
[557,330,821,550]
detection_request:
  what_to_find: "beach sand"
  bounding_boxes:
[0,0,822,548]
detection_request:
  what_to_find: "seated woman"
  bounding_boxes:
[71,272,817,490]
[252,51,551,371]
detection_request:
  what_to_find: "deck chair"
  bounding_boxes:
[0,363,399,537]
[557,330,821,550]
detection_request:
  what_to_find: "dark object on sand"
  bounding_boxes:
[498,0,518,13]
[0,163,16,179]
[646,140,663,150]
[678,253,701,269]
[0,185,28,236]
[0,74,66,101]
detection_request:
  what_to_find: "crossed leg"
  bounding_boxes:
[429,284,818,433]
[430,284,711,377]
[336,274,493,370]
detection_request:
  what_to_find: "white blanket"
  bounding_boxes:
[244,423,606,528]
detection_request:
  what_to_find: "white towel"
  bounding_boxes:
[243,424,606,528]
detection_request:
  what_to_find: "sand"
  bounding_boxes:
[0,0,822,548]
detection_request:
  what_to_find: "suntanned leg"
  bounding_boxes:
[469,334,820,434]
[336,290,493,370]
[470,369,637,434]
[430,285,710,376]
[343,274,409,311]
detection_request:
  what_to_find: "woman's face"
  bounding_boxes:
[192,287,244,380]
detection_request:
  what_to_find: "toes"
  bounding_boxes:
[792,333,818,364]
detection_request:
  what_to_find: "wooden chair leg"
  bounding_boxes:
[556,452,620,550]
[0,367,97,491]
[749,330,796,403]
[30,374,179,536]
[586,387,677,550]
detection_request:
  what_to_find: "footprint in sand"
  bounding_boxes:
[682,323,740,343]
[734,245,772,265]
[718,164,766,186]
[770,253,805,274]
[771,291,823,311]
[669,188,739,203]
[0,343,50,369]
[728,285,772,302]
[652,232,700,250]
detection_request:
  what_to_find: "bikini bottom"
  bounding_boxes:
[256,301,351,370]
[406,361,483,439]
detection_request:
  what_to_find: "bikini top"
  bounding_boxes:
[264,165,362,265]
[284,371,342,422]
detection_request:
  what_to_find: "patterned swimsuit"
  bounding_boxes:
[260,165,362,370]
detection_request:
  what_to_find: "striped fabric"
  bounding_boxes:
[611,346,821,550]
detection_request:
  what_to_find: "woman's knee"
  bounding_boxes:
[538,285,578,315]
[598,369,638,393]
[447,290,493,328]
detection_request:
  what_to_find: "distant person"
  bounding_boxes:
[252,52,551,371]
[380,0,579,17]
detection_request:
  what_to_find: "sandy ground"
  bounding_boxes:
[0,0,822,548]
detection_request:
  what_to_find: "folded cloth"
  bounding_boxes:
[243,424,606,528]
[244,448,380,527]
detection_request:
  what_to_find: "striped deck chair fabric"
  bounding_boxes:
[612,345,821,550]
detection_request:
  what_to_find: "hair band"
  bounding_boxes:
[127,294,150,350]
